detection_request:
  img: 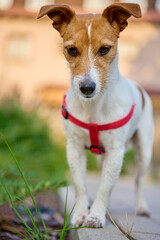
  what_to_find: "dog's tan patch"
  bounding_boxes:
[137,86,145,109]
[90,17,118,89]
[63,16,90,78]
[63,14,118,88]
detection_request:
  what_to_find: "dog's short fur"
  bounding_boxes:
[38,3,154,228]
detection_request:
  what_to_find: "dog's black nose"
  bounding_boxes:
[80,81,96,95]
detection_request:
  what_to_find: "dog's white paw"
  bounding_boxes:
[84,215,105,228]
[136,200,150,218]
[136,207,150,218]
[71,213,88,227]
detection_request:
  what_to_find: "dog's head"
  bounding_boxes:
[38,3,141,100]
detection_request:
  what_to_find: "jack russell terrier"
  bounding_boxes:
[38,3,154,228]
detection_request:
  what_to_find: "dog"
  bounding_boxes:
[37,3,154,228]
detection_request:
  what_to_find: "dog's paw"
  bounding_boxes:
[71,213,87,227]
[84,216,105,228]
[136,208,150,218]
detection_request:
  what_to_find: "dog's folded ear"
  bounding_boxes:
[102,3,141,34]
[37,5,75,35]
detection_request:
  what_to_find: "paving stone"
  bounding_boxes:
[59,175,160,240]
[131,232,160,240]
[70,224,128,240]
[112,214,160,234]
[59,175,160,219]
[111,213,160,240]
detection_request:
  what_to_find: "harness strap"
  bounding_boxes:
[88,123,105,154]
[62,94,136,155]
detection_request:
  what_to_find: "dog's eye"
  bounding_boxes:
[67,47,78,56]
[98,46,111,56]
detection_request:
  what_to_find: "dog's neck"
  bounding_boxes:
[67,52,120,118]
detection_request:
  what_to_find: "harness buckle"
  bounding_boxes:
[62,105,68,119]
[90,145,105,155]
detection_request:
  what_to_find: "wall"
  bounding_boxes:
[0,16,70,105]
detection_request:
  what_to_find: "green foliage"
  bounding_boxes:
[0,101,68,203]
[121,148,136,174]
[0,101,68,183]
[86,150,99,171]
[0,164,66,204]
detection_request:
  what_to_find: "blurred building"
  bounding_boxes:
[0,0,159,104]
[0,0,160,176]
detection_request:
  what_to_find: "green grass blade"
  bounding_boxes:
[22,204,38,235]
[23,227,37,240]
[39,211,49,240]
[60,202,76,240]
[16,196,38,234]
[1,183,38,238]
[63,186,68,227]
[43,229,63,234]
[58,187,76,240]
[9,227,31,240]
[0,134,41,231]
[65,203,76,228]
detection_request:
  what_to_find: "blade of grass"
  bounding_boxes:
[1,183,37,239]
[60,202,76,240]
[44,229,63,234]
[39,211,49,240]
[23,227,36,240]
[9,227,31,240]
[106,208,124,234]
[1,134,41,233]
[60,186,69,240]
[125,212,129,233]
[128,211,137,235]
[63,186,68,226]
[119,219,127,233]
[16,196,38,234]
[22,205,39,236]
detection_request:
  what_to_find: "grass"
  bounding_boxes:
[0,100,68,183]
[0,135,80,240]
[0,100,69,204]
[121,148,135,174]
[106,209,137,240]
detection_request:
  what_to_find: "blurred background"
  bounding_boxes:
[0,0,160,201]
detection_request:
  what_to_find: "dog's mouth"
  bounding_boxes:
[79,90,96,99]
[85,95,92,98]
[78,92,98,101]
[83,94,95,99]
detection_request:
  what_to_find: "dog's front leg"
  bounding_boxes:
[67,139,89,227]
[85,147,125,228]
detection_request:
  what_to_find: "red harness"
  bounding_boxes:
[62,95,136,155]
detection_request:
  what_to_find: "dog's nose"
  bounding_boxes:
[79,81,96,95]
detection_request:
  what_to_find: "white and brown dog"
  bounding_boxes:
[38,3,154,228]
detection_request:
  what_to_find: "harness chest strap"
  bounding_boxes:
[62,95,136,155]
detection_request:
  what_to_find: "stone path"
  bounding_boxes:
[59,174,160,240]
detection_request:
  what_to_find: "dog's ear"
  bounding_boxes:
[37,5,75,36]
[102,3,141,34]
